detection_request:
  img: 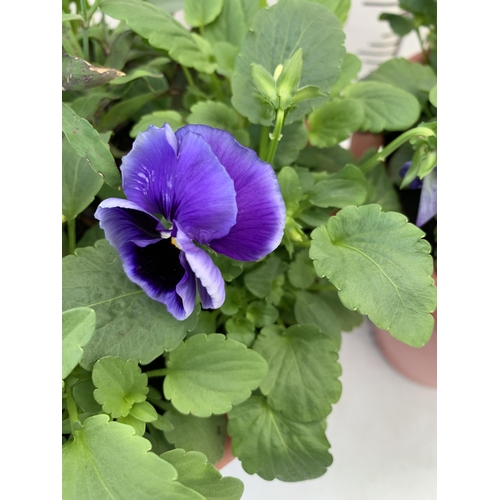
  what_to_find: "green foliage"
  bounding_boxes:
[228,396,333,481]
[62,308,96,379]
[231,0,345,125]
[164,334,268,416]
[130,111,185,138]
[310,205,436,346]
[161,449,244,500]
[92,356,149,418]
[307,0,351,25]
[62,103,121,188]
[62,415,204,499]
[165,408,227,464]
[184,0,224,28]
[62,240,197,369]
[253,325,342,422]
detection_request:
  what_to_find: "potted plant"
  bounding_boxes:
[62,0,437,497]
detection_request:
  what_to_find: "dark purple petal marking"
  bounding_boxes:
[416,168,437,227]
[176,125,286,261]
[175,226,225,309]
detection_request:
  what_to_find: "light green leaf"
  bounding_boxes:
[161,449,244,500]
[287,249,317,289]
[307,0,351,25]
[253,325,342,422]
[365,57,437,107]
[308,98,364,147]
[130,401,158,422]
[429,84,437,107]
[62,307,96,379]
[184,0,224,27]
[62,103,121,188]
[117,414,146,436]
[297,144,355,173]
[364,163,402,212]
[62,13,84,22]
[62,53,125,91]
[294,290,363,345]
[109,68,164,85]
[228,395,332,481]
[187,101,249,146]
[212,41,240,78]
[92,357,148,418]
[130,110,184,138]
[243,255,288,299]
[62,415,204,500]
[204,0,261,48]
[330,53,362,96]
[309,164,367,208]
[72,379,102,414]
[310,205,436,346]
[343,81,420,133]
[246,301,279,328]
[100,0,216,73]
[62,137,104,221]
[62,240,197,369]
[164,334,268,417]
[231,0,345,125]
[165,408,227,464]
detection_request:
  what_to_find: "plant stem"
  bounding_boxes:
[210,73,224,101]
[80,0,90,60]
[415,28,428,65]
[87,0,100,19]
[67,218,77,255]
[357,125,436,174]
[144,368,168,378]
[266,108,285,165]
[181,66,196,89]
[66,386,80,424]
[259,125,270,160]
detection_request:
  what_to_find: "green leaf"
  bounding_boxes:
[62,240,197,369]
[309,164,367,208]
[287,249,317,289]
[212,41,240,78]
[72,379,102,414]
[92,357,148,418]
[429,84,437,107]
[129,401,158,422]
[274,121,309,168]
[109,68,164,85]
[330,53,362,96]
[204,0,261,48]
[62,137,104,221]
[62,103,121,188]
[187,101,249,146]
[253,325,342,422]
[62,13,84,22]
[100,0,216,73]
[364,163,402,212]
[161,449,244,500]
[308,98,364,147]
[365,57,437,107]
[165,408,227,464]
[343,81,420,133]
[62,52,125,91]
[278,167,303,214]
[307,0,351,25]
[164,334,268,417]
[245,301,279,328]
[379,13,415,37]
[297,144,355,173]
[310,205,436,346]
[117,414,146,436]
[62,415,204,500]
[294,290,363,345]
[228,395,332,481]
[62,308,96,379]
[184,0,224,27]
[243,255,288,299]
[130,110,184,138]
[231,0,345,125]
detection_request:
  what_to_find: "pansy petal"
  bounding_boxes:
[171,131,237,243]
[95,198,164,249]
[175,252,197,318]
[120,124,178,217]
[175,226,225,309]
[416,169,437,227]
[176,125,286,261]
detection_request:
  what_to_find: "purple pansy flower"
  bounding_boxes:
[399,161,437,227]
[96,123,286,320]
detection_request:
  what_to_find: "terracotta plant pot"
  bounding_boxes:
[215,435,234,470]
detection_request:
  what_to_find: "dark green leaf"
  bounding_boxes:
[379,13,415,37]
[274,121,309,167]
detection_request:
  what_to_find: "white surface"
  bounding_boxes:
[223,320,437,499]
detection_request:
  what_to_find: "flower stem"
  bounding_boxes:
[210,73,224,101]
[144,368,168,378]
[415,28,428,65]
[79,0,90,60]
[66,386,80,424]
[357,125,436,174]
[266,108,286,166]
[259,125,270,160]
[67,218,77,255]
[182,66,197,89]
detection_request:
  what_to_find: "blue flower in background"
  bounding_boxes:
[96,124,286,320]
[399,161,437,227]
